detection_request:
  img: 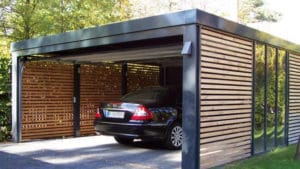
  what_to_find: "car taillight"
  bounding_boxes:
[95,108,102,119]
[131,105,153,121]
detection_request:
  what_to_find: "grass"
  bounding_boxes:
[223,145,300,169]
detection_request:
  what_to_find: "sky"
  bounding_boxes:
[194,0,300,45]
[260,0,300,45]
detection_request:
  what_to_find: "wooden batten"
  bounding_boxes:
[200,26,253,169]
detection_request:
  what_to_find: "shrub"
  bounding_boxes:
[0,57,11,141]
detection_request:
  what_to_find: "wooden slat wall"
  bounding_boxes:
[200,27,253,169]
[80,64,122,135]
[22,62,74,140]
[127,63,160,92]
[289,53,300,144]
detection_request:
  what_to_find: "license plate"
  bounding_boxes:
[104,110,125,119]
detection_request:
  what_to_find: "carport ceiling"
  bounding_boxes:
[57,44,182,64]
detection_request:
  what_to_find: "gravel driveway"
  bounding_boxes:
[0,136,181,169]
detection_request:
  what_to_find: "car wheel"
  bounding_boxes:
[165,123,183,150]
[114,136,134,145]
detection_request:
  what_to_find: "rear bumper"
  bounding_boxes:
[94,121,168,140]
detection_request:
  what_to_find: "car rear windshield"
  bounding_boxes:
[121,88,167,103]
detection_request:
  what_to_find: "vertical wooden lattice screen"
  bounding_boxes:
[22,61,160,140]
[22,62,74,140]
[289,53,300,144]
[79,63,160,135]
[127,63,160,92]
[80,64,122,135]
[200,27,253,168]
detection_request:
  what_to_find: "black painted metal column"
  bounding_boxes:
[182,24,200,169]
[263,44,268,152]
[285,51,290,145]
[73,64,80,137]
[251,41,256,155]
[274,48,279,147]
[16,57,24,142]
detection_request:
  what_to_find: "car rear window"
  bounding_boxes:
[121,88,167,103]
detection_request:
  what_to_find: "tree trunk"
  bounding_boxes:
[295,136,300,160]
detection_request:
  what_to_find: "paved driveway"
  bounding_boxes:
[0,136,181,169]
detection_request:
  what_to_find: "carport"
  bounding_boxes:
[11,9,300,169]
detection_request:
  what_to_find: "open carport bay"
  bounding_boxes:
[0,136,181,169]
[21,38,183,140]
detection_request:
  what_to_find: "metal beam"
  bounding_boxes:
[264,44,268,152]
[182,24,200,169]
[251,41,256,155]
[275,48,279,147]
[11,55,23,142]
[11,10,196,52]
[285,51,290,145]
[12,26,184,57]
[73,64,81,137]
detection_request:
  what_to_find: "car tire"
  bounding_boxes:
[165,123,183,150]
[114,136,134,145]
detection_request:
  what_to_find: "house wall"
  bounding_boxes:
[199,27,253,168]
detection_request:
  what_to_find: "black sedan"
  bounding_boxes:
[94,86,182,150]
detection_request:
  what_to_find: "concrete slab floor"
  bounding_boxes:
[0,135,181,169]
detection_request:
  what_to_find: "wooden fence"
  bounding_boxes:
[200,27,253,168]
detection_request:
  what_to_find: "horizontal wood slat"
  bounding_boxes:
[289,53,300,145]
[200,27,252,168]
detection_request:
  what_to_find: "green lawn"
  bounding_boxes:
[223,145,300,169]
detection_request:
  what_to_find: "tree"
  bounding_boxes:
[0,0,132,141]
[238,0,281,24]
[0,0,132,41]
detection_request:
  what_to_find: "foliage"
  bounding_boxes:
[223,145,300,169]
[254,44,286,131]
[0,0,132,142]
[1,0,131,40]
[238,0,281,24]
[0,56,11,141]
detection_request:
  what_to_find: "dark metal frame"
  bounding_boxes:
[263,44,268,152]
[16,57,24,142]
[73,64,81,137]
[251,41,256,155]
[285,51,290,145]
[274,48,279,147]
[182,24,200,169]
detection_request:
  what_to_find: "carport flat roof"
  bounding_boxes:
[11,9,300,56]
